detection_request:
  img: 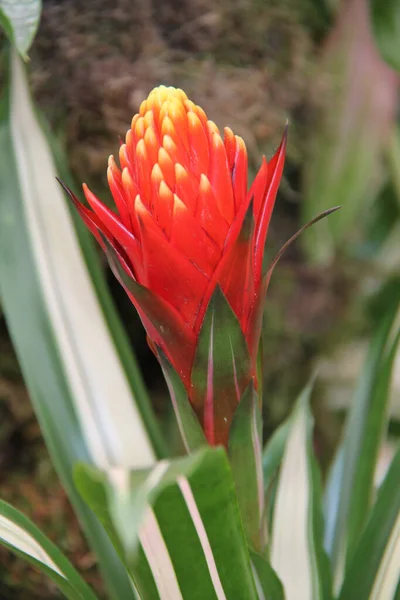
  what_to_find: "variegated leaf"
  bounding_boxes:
[270,384,331,600]
[75,448,259,600]
[0,500,98,600]
[338,445,400,600]
[228,383,264,551]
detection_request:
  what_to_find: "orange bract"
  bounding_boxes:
[103,86,246,254]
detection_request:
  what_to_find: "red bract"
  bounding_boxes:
[68,86,286,443]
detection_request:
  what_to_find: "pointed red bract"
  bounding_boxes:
[65,86,286,446]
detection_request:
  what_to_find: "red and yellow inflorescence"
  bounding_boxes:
[67,85,286,445]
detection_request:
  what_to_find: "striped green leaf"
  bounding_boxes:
[228,383,264,551]
[0,49,165,598]
[75,448,259,600]
[263,420,291,493]
[338,444,400,600]
[0,0,41,58]
[302,0,398,263]
[270,384,331,600]
[324,304,399,589]
[0,500,98,600]
[157,349,207,454]
[250,551,284,600]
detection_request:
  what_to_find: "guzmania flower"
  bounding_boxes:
[65,85,286,446]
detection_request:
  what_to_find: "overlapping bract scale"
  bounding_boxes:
[67,85,286,440]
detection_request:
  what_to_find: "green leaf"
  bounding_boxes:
[75,448,259,600]
[250,551,284,600]
[73,465,124,558]
[228,383,264,551]
[263,420,291,492]
[270,384,332,600]
[0,0,42,58]
[157,349,207,454]
[0,49,163,599]
[0,500,98,600]
[347,330,400,553]
[324,304,399,588]
[191,285,252,446]
[302,0,397,262]
[338,445,400,600]
[369,0,400,72]
[361,181,400,256]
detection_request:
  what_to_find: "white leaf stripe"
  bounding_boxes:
[369,511,400,600]
[131,467,228,599]
[270,405,313,600]
[10,50,155,470]
[139,507,183,600]
[0,515,65,578]
[177,476,227,600]
[251,562,266,600]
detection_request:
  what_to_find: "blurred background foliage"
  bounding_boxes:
[0,0,399,596]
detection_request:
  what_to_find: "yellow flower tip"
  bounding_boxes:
[143,110,155,129]
[173,193,187,216]
[161,115,176,139]
[158,147,175,188]
[159,180,174,203]
[139,100,147,116]
[235,135,247,156]
[121,167,130,186]
[131,114,139,131]
[107,166,115,188]
[187,110,202,132]
[135,138,147,160]
[207,120,220,136]
[119,144,128,167]
[134,116,145,141]
[144,126,158,150]
[162,134,179,160]
[175,162,187,181]
[121,168,137,198]
[210,130,224,150]
[199,173,213,195]
[151,163,164,184]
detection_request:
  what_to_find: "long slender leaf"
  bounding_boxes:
[338,445,400,600]
[0,500,98,600]
[75,448,259,600]
[263,420,291,492]
[302,0,397,262]
[324,304,399,588]
[270,384,331,600]
[157,349,207,454]
[0,49,163,598]
[0,0,41,58]
[228,383,264,551]
[346,330,400,556]
[250,551,284,600]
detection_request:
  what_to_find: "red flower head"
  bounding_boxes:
[67,86,286,445]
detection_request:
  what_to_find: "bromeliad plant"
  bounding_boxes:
[1,45,400,600]
[61,85,286,447]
